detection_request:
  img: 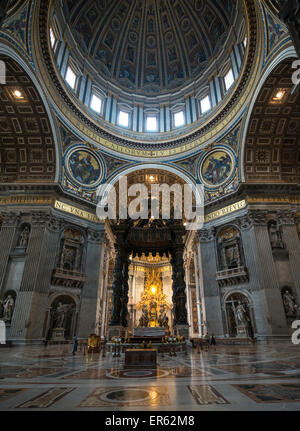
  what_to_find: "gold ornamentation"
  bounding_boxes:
[0,196,53,205]
[54,201,104,223]
[137,267,171,328]
[205,200,247,223]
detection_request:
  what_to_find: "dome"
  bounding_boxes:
[46,0,248,146]
[62,0,241,97]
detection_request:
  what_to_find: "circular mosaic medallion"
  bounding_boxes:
[107,368,169,379]
[65,147,103,188]
[199,149,235,188]
[123,370,153,377]
[103,389,152,402]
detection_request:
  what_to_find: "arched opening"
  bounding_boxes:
[105,167,198,340]
[224,292,254,338]
[0,55,58,183]
[48,295,77,341]
[244,58,300,184]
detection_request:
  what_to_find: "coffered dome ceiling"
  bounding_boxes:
[63,0,240,96]
[40,0,254,155]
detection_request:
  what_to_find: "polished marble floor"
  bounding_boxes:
[0,342,300,411]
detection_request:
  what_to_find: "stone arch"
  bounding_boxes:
[215,224,245,271]
[55,226,86,273]
[106,163,203,221]
[46,293,79,341]
[223,290,255,338]
[0,51,60,183]
[243,56,300,183]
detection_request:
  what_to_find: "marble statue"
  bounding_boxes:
[53,302,71,328]
[234,301,249,326]
[2,295,15,322]
[18,226,30,249]
[282,290,298,315]
[268,221,285,249]
[60,244,76,270]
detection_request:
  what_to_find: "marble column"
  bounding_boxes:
[9,212,50,342]
[109,244,125,328]
[280,211,300,299]
[0,212,20,290]
[77,229,104,339]
[26,216,62,341]
[171,244,189,332]
[193,235,204,337]
[120,253,130,328]
[237,215,269,337]
[198,228,224,337]
[94,238,108,336]
[249,211,287,336]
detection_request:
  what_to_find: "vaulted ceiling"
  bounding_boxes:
[0,56,56,183]
[244,59,300,184]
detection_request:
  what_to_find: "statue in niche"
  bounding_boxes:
[139,305,149,328]
[218,227,242,270]
[233,301,249,326]
[1,295,15,322]
[60,244,76,271]
[224,243,240,269]
[282,290,298,316]
[268,220,285,249]
[53,302,72,329]
[17,226,30,249]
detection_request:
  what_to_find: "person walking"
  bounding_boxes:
[210,335,217,351]
[205,334,210,352]
[72,335,78,356]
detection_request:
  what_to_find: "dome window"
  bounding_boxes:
[90,94,102,114]
[200,95,211,114]
[243,36,248,48]
[224,68,234,91]
[65,66,77,90]
[50,27,56,49]
[146,116,158,132]
[118,110,129,128]
[174,111,185,128]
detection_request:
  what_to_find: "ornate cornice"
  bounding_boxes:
[198,228,215,243]
[1,211,20,227]
[88,230,105,244]
[277,210,298,226]
[31,211,50,227]
[46,216,62,233]
[248,210,268,226]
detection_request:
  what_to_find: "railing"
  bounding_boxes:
[216,266,249,287]
[52,268,86,288]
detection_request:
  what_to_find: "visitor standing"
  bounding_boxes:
[72,336,78,356]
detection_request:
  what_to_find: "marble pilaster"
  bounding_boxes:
[77,229,104,339]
